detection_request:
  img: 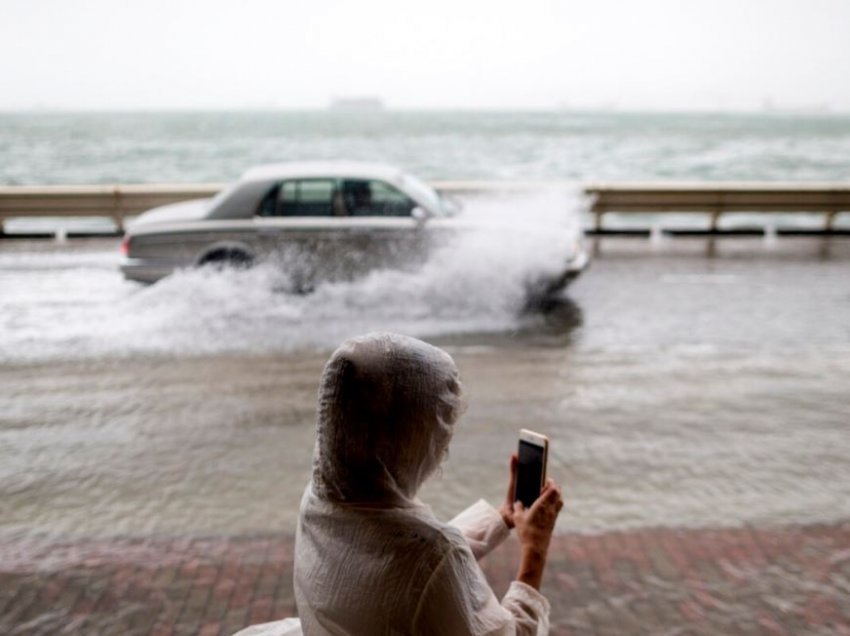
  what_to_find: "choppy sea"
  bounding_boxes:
[2,109,850,185]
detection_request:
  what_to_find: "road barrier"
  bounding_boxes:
[583,182,850,232]
[0,184,224,234]
[1,181,848,236]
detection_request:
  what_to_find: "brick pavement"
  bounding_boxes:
[1,522,849,635]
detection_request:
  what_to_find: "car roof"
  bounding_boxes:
[240,161,406,183]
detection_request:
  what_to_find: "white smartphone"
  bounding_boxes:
[515,429,549,508]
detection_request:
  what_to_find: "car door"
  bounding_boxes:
[339,178,429,272]
[253,178,353,286]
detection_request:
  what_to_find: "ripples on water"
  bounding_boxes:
[1,225,849,544]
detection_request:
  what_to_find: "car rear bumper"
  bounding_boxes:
[120,258,178,284]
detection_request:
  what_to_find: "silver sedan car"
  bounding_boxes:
[120,161,588,298]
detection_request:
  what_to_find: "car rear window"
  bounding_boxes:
[258,179,338,217]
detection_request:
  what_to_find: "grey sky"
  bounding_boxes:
[2,0,849,111]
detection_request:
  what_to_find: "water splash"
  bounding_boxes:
[0,190,586,362]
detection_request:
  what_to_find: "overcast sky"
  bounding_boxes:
[2,0,849,112]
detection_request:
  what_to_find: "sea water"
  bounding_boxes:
[2,109,850,185]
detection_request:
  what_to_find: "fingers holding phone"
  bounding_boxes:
[513,480,563,546]
[499,454,519,529]
[539,478,565,513]
[512,476,564,590]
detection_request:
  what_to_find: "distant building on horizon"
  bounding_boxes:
[329,97,385,112]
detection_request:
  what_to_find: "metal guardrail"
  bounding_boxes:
[1,181,849,235]
[584,182,850,232]
[0,184,225,232]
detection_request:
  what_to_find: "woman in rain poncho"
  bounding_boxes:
[236,333,564,636]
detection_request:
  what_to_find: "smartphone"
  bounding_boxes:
[514,429,549,508]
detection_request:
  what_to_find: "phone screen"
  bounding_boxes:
[516,440,546,508]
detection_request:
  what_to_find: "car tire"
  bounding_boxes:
[199,248,254,271]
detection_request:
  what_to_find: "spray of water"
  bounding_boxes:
[0,190,587,361]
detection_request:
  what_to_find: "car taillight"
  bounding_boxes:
[120,235,131,256]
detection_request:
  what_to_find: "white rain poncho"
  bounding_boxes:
[235,333,549,636]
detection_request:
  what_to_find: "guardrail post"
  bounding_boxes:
[112,186,124,232]
[709,209,722,233]
[591,205,604,256]
[825,210,838,232]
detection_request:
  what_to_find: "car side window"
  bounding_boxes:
[342,180,416,217]
[257,179,339,217]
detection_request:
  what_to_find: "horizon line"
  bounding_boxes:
[1,105,848,117]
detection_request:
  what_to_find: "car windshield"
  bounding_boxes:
[401,173,458,216]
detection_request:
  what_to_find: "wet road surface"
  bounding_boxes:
[1,237,849,634]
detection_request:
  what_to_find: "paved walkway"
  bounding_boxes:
[2,522,849,635]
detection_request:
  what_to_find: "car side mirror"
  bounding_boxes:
[411,206,429,225]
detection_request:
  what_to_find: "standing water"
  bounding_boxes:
[1,233,848,539]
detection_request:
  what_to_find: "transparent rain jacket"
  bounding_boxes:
[234,333,549,636]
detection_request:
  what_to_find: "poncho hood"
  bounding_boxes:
[311,332,463,506]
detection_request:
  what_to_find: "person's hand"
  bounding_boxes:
[514,478,563,554]
[498,454,519,529]
[513,479,564,590]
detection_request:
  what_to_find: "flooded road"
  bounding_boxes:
[2,237,849,543]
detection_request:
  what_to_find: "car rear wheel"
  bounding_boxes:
[199,248,254,271]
